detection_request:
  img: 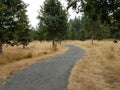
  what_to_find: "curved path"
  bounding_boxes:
[1,45,84,90]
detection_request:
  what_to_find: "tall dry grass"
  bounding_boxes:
[0,41,49,65]
[0,41,60,65]
[67,40,120,90]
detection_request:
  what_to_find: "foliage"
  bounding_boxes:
[14,2,31,48]
[0,0,15,44]
[67,16,110,41]
[36,21,51,41]
[37,0,68,48]
[67,0,120,23]
[68,17,81,40]
[67,0,120,41]
[0,0,31,54]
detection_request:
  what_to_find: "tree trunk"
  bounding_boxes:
[91,35,94,45]
[0,39,2,55]
[52,39,56,50]
[23,45,26,49]
[91,22,95,46]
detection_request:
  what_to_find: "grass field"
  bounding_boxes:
[67,40,120,90]
[0,41,52,65]
[0,41,67,84]
[0,41,63,65]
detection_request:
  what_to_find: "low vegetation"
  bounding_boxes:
[0,41,53,65]
[0,41,67,85]
[68,40,120,90]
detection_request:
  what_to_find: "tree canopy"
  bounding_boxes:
[0,0,31,54]
[67,0,120,23]
[67,0,120,43]
[37,0,68,49]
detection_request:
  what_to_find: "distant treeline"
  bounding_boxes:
[32,16,120,41]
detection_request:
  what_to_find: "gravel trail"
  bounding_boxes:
[1,45,84,90]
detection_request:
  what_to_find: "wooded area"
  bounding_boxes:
[0,0,120,55]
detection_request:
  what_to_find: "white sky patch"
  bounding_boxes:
[22,0,82,28]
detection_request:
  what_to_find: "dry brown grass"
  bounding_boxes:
[0,41,68,85]
[67,40,120,90]
[0,41,61,65]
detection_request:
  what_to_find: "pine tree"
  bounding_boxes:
[68,17,81,40]
[38,0,68,49]
[37,21,50,41]
[0,0,31,55]
[14,2,31,48]
[67,0,120,41]
[0,0,15,55]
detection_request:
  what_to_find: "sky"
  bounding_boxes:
[22,0,82,28]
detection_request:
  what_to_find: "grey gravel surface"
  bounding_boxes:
[1,45,84,90]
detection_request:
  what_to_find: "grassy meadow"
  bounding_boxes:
[0,41,67,81]
[0,41,61,65]
[0,41,51,65]
[67,40,120,90]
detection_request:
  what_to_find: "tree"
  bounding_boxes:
[67,0,100,44]
[30,27,39,40]
[14,2,31,48]
[110,21,120,39]
[80,16,110,41]
[80,16,100,44]
[37,20,50,41]
[78,16,90,40]
[38,0,68,49]
[68,17,81,40]
[67,0,120,22]
[0,0,31,54]
[67,15,110,42]
[67,0,120,41]
[0,0,15,55]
